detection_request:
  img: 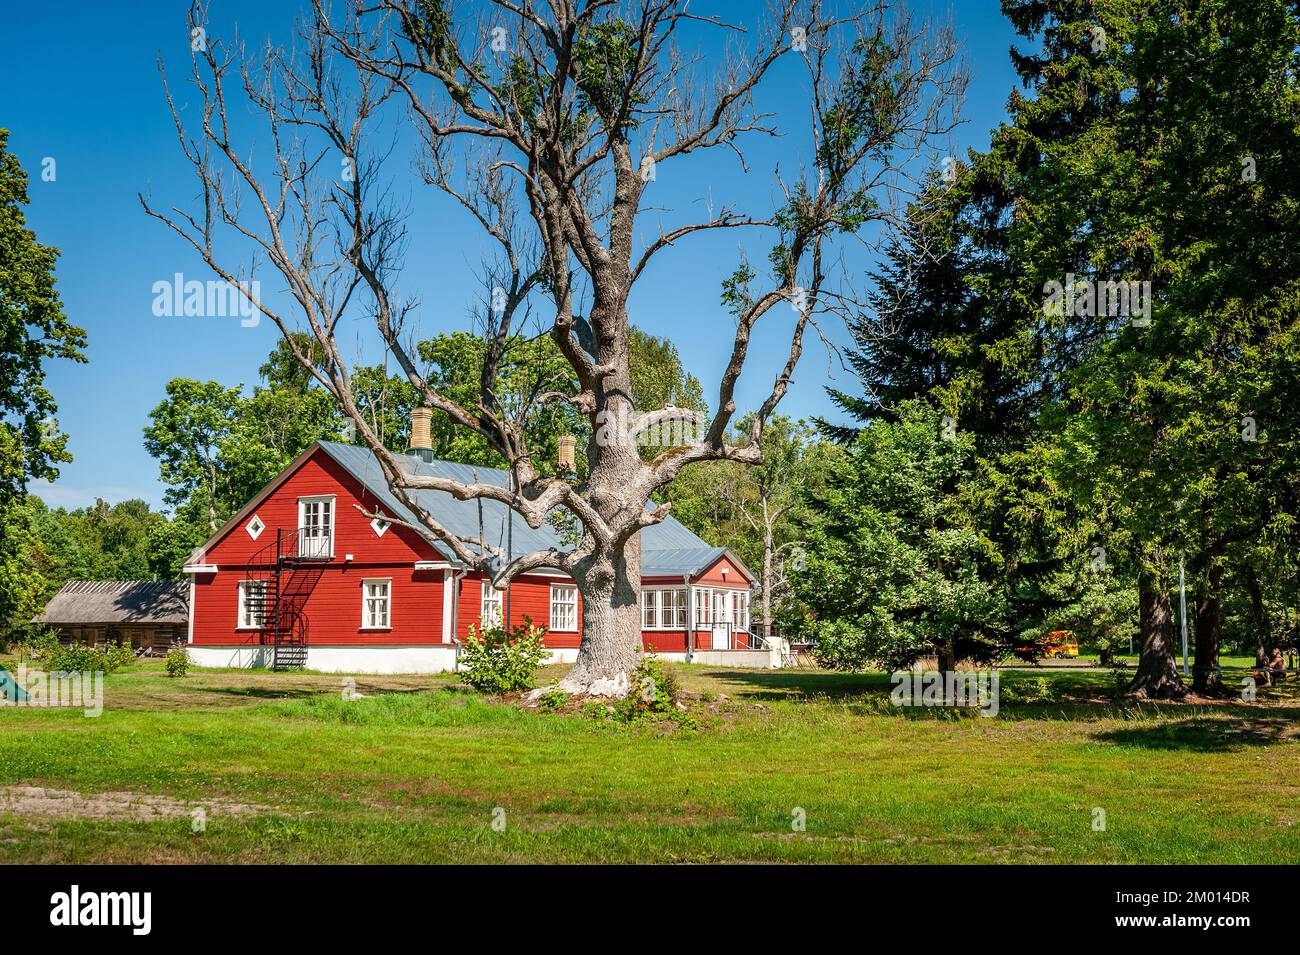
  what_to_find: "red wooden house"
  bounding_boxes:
[183,435,764,674]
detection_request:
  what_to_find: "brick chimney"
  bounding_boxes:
[408,407,434,462]
[557,435,577,477]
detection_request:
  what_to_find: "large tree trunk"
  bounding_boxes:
[1192,564,1223,694]
[1245,565,1270,667]
[563,537,643,697]
[936,639,956,673]
[560,329,645,697]
[1126,565,1186,699]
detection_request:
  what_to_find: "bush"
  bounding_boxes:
[1001,676,1057,705]
[165,646,190,678]
[104,643,136,672]
[34,639,134,675]
[536,687,569,711]
[611,655,692,725]
[458,618,548,694]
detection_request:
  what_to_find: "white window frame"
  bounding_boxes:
[480,583,503,629]
[361,578,392,630]
[733,591,751,632]
[550,584,578,632]
[641,588,658,629]
[298,495,336,558]
[237,580,268,630]
[245,514,265,540]
[641,588,687,630]
[694,587,709,627]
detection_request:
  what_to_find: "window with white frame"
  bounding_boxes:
[550,584,578,631]
[694,588,709,626]
[663,589,686,628]
[733,591,751,631]
[640,588,687,629]
[362,579,391,629]
[237,580,268,629]
[480,583,503,628]
[641,589,658,629]
[298,495,335,558]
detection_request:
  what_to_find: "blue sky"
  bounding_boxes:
[0,1,1022,511]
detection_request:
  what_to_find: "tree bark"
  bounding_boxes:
[1126,564,1186,699]
[562,536,643,696]
[1245,565,1270,667]
[560,351,646,696]
[936,640,956,673]
[762,524,774,642]
[1192,564,1223,694]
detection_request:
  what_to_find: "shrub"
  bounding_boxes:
[34,639,135,675]
[458,618,548,694]
[1001,676,1056,705]
[611,655,692,725]
[165,646,190,678]
[536,687,569,711]
[104,643,136,673]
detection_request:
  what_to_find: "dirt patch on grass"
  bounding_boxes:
[0,786,274,822]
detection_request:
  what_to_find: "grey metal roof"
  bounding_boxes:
[34,581,189,626]
[317,441,728,577]
[641,546,728,578]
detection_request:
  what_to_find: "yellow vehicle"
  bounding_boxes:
[1015,631,1079,660]
[1045,631,1079,658]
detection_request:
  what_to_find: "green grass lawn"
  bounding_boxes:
[1,654,1298,863]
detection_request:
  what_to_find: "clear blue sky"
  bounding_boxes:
[0,1,1022,511]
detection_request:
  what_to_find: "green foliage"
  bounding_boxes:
[791,401,1010,670]
[608,656,692,726]
[415,330,584,472]
[1000,677,1057,706]
[165,646,190,678]
[34,639,133,675]
[457,617,548,694]
[0,128,87,508]
[535,687,569,712]
[573,20,644,122]
[662,414,839,636]
[628,327,706,417]
[0,128,86,635]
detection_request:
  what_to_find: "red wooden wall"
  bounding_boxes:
[190,446,754,652]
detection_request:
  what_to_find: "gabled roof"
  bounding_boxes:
[34,581,189,626]
[193,441,748,581]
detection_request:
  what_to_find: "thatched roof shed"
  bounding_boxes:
[34,581,190,627]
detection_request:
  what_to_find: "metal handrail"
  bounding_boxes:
[247,526,334,568]
[686,619,762,651]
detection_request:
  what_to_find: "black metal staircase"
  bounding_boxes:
[243,528,329,671]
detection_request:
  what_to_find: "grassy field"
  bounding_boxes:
[1,654,1298,863]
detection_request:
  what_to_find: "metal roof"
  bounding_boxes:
[34,580,190,626]
[315,441,731,577]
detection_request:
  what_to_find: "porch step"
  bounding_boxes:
[273,645,308,670]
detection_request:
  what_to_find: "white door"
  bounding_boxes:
[299,497,333,558]
[710,590,730,650]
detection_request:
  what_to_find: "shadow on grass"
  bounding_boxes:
[687,667,1300,743]
[1092,711,1300,751]
[196,685,329,701]
[689,668,895,701]
[694,666,1117,703]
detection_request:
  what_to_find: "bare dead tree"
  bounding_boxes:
[142,0,966,694]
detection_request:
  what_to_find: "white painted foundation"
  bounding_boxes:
[544,649,777,669]
[187,644,459,675]
[189,644,778,675]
